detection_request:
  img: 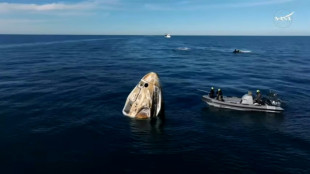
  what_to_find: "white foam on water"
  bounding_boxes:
[176,47,191,51]
[240,50,252,53]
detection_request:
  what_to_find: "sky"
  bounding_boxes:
[0,0,309,35]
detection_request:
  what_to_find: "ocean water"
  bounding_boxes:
[0,35,310,173]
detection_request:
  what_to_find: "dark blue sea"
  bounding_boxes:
[0,35,310,173]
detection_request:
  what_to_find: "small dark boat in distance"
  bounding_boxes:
[233,49,241,53]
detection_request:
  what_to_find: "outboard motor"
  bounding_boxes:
[267,91,282,107]
[271,100,281,107]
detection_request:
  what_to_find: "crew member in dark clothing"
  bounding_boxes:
[216,88,224,101]
[209,87,215,98]
[254,90,262,104]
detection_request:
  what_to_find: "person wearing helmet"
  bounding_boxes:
[209,87,215,98]
[254,90,262,104]
[216,88,224,101]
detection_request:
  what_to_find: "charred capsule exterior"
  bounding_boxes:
[122,72,163,119]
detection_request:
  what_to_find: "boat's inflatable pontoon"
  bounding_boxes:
[202,93,284,113]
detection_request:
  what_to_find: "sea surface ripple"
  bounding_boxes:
[0,35,310,173]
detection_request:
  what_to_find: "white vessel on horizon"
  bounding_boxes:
[164,34,171,38]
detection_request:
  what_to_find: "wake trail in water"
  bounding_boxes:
[240,50,252,53]
[175,47,191,51]
[191,46,253,53]
[0,38,121,49]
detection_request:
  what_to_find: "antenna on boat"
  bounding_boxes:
[197,89,209,93]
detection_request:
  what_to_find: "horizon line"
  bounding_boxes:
[0,33,309,37]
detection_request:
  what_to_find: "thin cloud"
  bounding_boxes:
[0,0,119,13]
[227,0,294,8]
[0,18,45,24]
[144,0,294,11]
[143,4,173,11]
[0,2,90,12]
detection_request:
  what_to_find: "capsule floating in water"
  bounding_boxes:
[122,72,163,119]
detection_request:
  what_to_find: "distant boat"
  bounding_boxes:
[164,34,171,38]
[233,49,242,53]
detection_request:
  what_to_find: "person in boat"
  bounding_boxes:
[216,88,224,101]
[209,87,215,98]
[254,90,263,104]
